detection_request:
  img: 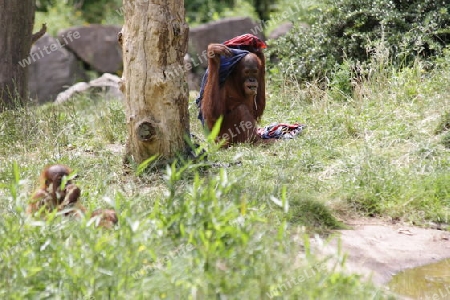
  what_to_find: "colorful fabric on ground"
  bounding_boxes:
[257,123,306,139]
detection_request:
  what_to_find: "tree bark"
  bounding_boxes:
[254,0,271,22]
[0,0,36,110]
[120,0,190,164]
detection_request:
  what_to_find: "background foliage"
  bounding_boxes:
[269,0,450,83]
[35,0,275,26]
[36,0,450,87]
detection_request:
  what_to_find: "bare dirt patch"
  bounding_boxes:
[312,218,450,286]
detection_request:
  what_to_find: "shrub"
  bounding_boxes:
[269,0,450,82]
[36,0,122,24]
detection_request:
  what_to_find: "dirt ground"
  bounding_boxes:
[311,218,450,291]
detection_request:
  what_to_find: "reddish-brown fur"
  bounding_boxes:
[28,164,118,229]
[201,44,266,145]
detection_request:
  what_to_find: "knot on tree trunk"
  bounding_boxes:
[173,23,180,36]
[136,120,157,142]
[117,30,123,46]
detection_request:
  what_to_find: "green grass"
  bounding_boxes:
[2,51,450,298]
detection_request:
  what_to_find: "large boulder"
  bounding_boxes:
[268,22,294,40]
[268,22,309,41]
[28,34,87,104]
[188,17,265,68]
[58,25,123,73]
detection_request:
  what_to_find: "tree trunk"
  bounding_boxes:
[0,0,35,110]
[120,0,190,164]
[255,0,271,22]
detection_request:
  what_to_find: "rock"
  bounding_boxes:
[58,25,123,73]
[54,82,90,103]
[268,22,293,40]
[89,73,123,100]
[55,73,123,103]
[28,34,87,104]
[188,17,265,68]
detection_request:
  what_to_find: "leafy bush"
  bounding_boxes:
[36,0,259,28]
[36,0,122,22]
[186,0,236,24]
[0,157,386,299]
[269,0,450,82]
[34,1,85,36]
